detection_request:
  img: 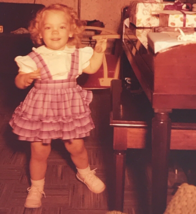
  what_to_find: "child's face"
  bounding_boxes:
[39,10,73,50]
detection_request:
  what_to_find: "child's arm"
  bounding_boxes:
[83,38,107,74]
[15,69,40,89]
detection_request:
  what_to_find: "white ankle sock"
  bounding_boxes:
[77,166,91,176]
[31,178,45,191]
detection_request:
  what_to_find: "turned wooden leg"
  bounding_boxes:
[113,126,127,211]
[111,80,127,211]
[151,111,171,214]
[114,150,126,211]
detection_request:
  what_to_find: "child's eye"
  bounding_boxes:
[60,26,66,29]
[44,26,51,30]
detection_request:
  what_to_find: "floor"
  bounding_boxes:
[0,76,195,214]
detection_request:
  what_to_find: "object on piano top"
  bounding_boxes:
[123,18,153,49]
[159,10,196,28]
[130,25,153,49]
[154,26,195,33]
[128,1,173,27]
[147,30,196,54]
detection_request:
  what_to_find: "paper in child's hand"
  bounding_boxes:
[95,38,107,53]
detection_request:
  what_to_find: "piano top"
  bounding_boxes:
[122,21,196,110]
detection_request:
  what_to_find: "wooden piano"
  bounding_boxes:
[111,19,196,214]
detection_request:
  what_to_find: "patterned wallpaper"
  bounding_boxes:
[0,0,130,32]
[37,0,77,9]
[79,0,130,32]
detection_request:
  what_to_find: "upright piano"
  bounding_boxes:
[120,18,196,214]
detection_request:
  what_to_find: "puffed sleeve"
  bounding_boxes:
[15,55,37,73]
[79,47,94,74]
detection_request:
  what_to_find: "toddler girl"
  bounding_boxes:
[9,3,107,208]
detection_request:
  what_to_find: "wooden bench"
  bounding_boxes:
[110,79,196,212]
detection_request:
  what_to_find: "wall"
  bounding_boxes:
[80,0,130,32]
[0,0,130,32]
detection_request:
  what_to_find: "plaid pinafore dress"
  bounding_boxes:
[9,49,95,144]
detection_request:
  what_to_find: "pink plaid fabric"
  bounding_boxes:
[9,49,94,144]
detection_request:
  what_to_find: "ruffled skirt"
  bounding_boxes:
[9,79,94,144]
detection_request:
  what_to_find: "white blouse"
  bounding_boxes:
[15,45,94,80]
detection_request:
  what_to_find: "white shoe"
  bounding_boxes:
[76,168,106,194]
[24,186,45,208]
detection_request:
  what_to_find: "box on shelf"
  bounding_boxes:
[128,1,172,27]
[147,31,196,54]
[132,27,153,49]
[123,18,153,49]
[159,11,196,28]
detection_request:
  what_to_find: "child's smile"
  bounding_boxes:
[51,38,61,41]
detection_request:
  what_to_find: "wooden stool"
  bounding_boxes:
[110,79,196,212]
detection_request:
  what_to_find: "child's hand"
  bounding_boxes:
[23,69,41,87]
[94,38,107,53]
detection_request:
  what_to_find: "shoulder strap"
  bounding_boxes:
[28,51,52,80]
[68,48,79,79]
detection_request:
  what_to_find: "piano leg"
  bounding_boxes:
[114,150,126,211]
[113,125,128,211]
[151,111,171,214]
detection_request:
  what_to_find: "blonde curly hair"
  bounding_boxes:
[28,4,86,48]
